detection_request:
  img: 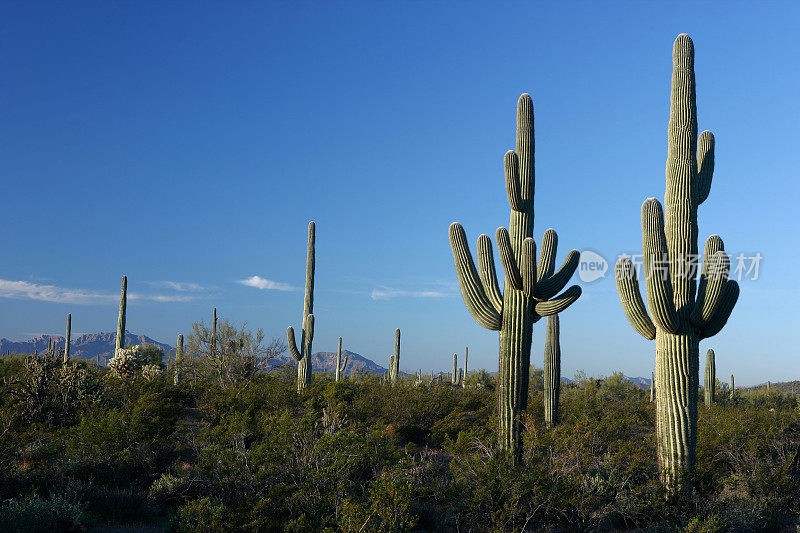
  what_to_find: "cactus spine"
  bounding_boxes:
[730,374,735,400]
[115,275,127,356]
[335,337,347,382]
[287,222,316,392]
[449,94,582,461]
[63,314,71,363]
[704,349,715,406]
[543,315,561,427]
[614,35,739,486]
[651,371,655,402]
[388,329,400,384]
[174,334,184,385]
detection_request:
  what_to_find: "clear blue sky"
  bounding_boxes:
[1,2,798,385]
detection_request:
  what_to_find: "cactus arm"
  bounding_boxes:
[535,285,581,317]
[496,227,523,290]
[642,198,679,333]
[449,223,502,330]
[535,249,580,301]
[693,235,724,318]
[697,131,715,205]
[690,250,729,326]
[504,151,522,212]
[286,326,302,362]
[700,280,739,339]
[664,34,699,312]
[521,238,537,298]
[536,229,557,281]
[477,234,503,312]
[615,257,657,340]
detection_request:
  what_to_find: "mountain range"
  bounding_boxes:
[1,332,659,385]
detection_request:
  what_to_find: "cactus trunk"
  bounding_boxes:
[115,275,127,355]
[543,314,561,427]
[287,222,316,392]
[64,313,71,363]
[211,308,217,359]
[452,354,458,385]
[704,349,715,406]
[389,329,400,384]
[730,374,735,400]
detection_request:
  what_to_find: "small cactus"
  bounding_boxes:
[174,334,184,385]
[730,374,735,400]
[64,314,71,363]
[704,349,715,406]
[452,353,459,386]
[388,329,400,384]
[115,275,127,357]
[335,337,347,382]
[287,222,316,392]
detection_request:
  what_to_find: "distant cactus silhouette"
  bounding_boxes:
[449,94,582,461]
[730,374,735,400]
[462,347,468,388]
[287,222,315,392]
[614,35,739,487]
[704,349,715,406]
[650,371,655,403]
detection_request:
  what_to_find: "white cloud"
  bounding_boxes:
[0,279,116,305]
[238,275,295,291]
[145,281,207,292]
[370,286,452,300]
[0,279,199,305]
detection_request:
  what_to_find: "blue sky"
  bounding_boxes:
[1,2,798,385]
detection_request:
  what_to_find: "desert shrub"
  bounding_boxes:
[0,493,87,533]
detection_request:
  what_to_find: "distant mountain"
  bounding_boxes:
[0,331,174,364]
[264,350,387,376]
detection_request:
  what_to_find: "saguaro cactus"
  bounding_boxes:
[335,337,347,382]
[544,315,561,427]
[388,329,400,384]
[614,35,739,486]
[730,374,735,400]
[287,222,316,392]
[462,347,469,388]
[64,313,71,363]
[175,334,184,385]
[211,308,217,359]
[449,94,582,461]
[704,349,715,406]
[452,353,459,385]
[115,275,127,356]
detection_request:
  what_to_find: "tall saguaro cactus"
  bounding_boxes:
[388,329,400,384]
[730,374,735,400]
[449,94,582,461]
[335,337,347,382]
[115,275,127,356]
[704,349,715,406]
[287,222,316,392]
[64,313,71,363]
[614,35,739,486]
[175,334,184,385]
[543,315,561,427]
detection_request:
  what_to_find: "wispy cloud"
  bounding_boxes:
[0,279,199,305]
[145,281,208,292]
[370,286,453,300]
[238,275,295,291]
